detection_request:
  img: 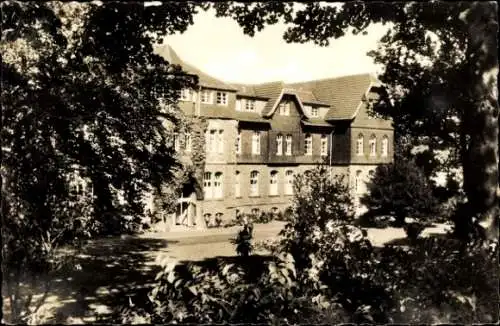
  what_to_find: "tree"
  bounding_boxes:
[279,166,355,276]
[360,158,438,226]
[1,1,206,322]
[214,1,499,240]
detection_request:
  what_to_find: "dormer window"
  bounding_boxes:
[216,91,228,105]
[200,90,212,104]
[279,101,290,116]
[311,107,319,117]
[245,99,255,112]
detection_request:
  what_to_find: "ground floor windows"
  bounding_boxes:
[204,172,223,199]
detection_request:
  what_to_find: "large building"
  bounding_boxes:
[157,45,394,228]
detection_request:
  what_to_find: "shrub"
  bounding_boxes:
[360,159,438,226]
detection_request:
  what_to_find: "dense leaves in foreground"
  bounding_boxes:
[124,166,498,324]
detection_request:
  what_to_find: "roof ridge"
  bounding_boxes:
[286,72,375,86]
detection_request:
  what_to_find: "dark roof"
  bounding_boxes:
[287,74,378,120]
[156,44,237,91]
[301,119,335,128]
[159,45,380,122]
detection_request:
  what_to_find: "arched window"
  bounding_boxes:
[251,208,260,216]
[235,130,241,155]
[250,171,259,196]
[304,133,312,155]
[276,134,283,156]
[368,170,375,178]
[270,170,279,195]
[285,134,292,155]
[217,130,224,153]
[271,207,279,215]
[369,135,377,156]
[203,213,212,225]
[214,172,223,198]
[355,170,363,193]
[285,170,294,195]
[356,134,364,156]
[203,172,212,199]
[234,171,241,198]
[381,135,389,157]
[252,131,261,154]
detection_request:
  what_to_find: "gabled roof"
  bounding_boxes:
[155,44,237,91]
[288,73,379,120]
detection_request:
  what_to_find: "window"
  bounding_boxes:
[252,131,260,155]
[369,135,377,156]
[185,133,192,152]
[216,91,228,105]
[304,105,312,115]
[180,88,191,101]
[217,130,224,153]
[279,101,290,116]
[356,134,364,156]
[285,170,294,195]
[209,130,217,153]
[235,171,241,198]
[270,170,278,196]
[250,170,259,196]
[355,170,362,193]
[203,172,212,199]
[235,130,241,155]
[285,134,292,155]
[245,99,255,112]
[311,107,319,117]
[368,170,375,178]
[271,207,279,214]
[251,208,260,216]
[320,134,328,156]
[214,172,223,198]
[215,213,223,224]
[276,134,283,156]
[381,136,389,157]
[200,90,211,104]
[304,133,312,156]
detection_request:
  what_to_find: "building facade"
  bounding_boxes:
[157,45,394,228]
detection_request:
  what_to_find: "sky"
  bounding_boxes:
[162,7,390,84]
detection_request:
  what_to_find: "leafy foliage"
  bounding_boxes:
[230,221,254,257]
[1,2,206,322]
[360,159,438,225]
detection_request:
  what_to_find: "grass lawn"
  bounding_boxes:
[2,221,452,324]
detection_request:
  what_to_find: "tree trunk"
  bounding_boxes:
[460,2,499,241]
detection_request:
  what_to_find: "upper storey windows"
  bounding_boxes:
[278,101,291,116]
[216,91,228,105]
[200,90,212,104]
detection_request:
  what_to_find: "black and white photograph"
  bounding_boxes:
[1,1,498,324]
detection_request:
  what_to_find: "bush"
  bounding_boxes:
[231,222,254,257]
[360,159,438,226]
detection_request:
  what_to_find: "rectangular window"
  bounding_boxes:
[305,134,312,156]
[370,138,376,156]
[180,89,191,101]
[245,99,255,112]
[311,107,319,117]
[174,133,180,152]
[252,131,260,155]
[216,92,228,105]
[217,130,224,153]
[203,172,212,199]
[279,102,290,116]
[285,135,292,156]
[320,134,328,156]
[276,135,283,156]
[200,90,212,104]
[382,137,389,157]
